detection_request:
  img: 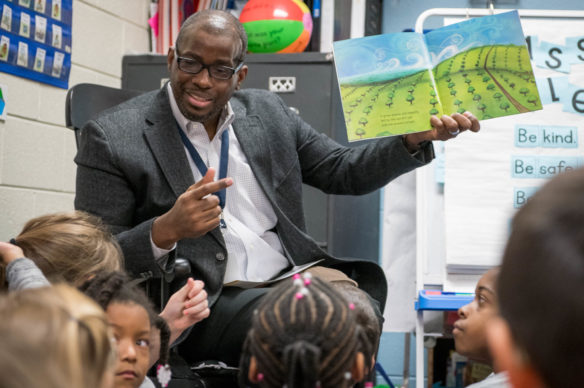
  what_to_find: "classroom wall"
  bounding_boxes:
[0,0,150,240]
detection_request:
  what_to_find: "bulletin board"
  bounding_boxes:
[0,0,72,89]
[415,9,584,293]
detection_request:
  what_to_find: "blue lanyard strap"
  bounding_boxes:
[176,122,229,209]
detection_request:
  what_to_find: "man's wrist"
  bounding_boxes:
[152,216,178,250]
[403,134,425,153]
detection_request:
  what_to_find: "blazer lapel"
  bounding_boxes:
[143,89,226,248]
[232,115,276,202]
[143,90,194,198]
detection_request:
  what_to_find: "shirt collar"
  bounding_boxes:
[166,83,235,139]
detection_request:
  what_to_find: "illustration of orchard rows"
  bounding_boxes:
[340,44,541,141]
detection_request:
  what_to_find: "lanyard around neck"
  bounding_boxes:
[176,122,229,210]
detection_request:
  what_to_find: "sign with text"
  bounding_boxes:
[443,17,584,277]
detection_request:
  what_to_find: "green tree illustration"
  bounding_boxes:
[482,76,491,82]
[467,86,476,94]
[473,94,482,102]
[430,108,439,115]
[527,94,539,106]
[406,95,415,105]
[454,99,463,108]
[500,102,510,112]
[477,103,487,113]
[487,83,495,91]
[519,87,529,96]
[450,89,457,97]
[355,128,366,139]
[493,92,503,101]
[429,98,438,107]
[358,117,368,126]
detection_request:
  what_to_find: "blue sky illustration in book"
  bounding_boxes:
[334,33,432,85]
[425,11,525,66]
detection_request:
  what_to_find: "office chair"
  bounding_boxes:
[65,82,192,304]
[66,83,145,148]
[66,83,238,388]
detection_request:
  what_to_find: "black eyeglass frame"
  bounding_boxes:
[174,49,244,80]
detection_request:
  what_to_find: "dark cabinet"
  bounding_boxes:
[122,52,380,263]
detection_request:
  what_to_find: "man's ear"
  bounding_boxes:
[487,317,544,388]
[351,352,366,383]
[248,356,260,383]
[167,47,175,71]
[236,65,248,90]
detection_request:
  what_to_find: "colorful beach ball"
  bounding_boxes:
[240,0,313,53]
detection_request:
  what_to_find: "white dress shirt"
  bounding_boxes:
[150,84,290,283]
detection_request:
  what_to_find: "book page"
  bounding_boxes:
[333,32,441,141]
[223,259,323,289]
[425,11,542,120]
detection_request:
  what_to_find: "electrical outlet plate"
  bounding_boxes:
[268,76,296,93]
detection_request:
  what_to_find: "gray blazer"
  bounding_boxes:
[75,87,433,311]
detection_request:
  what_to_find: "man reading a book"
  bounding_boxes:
[74,9,480,369]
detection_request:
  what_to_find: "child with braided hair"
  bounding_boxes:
[239,273,373,388]
[80,271,173,388]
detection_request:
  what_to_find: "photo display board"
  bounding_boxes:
[0,0,72,89]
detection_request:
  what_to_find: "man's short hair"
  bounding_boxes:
[176,10,248,63]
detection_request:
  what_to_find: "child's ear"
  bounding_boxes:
[351,352,366,382]
[487,317,545,388]
[248,356,260,383]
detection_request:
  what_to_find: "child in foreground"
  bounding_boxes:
[0,210,210,346]
[0,284,115,388]
[239,273,373,388]
[80,271,172,388]
[0,210,122,290]
[488,168,584,388]
[453,268,510,388]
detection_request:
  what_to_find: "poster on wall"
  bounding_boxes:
[0,0,72,89]
[443,17,584,290]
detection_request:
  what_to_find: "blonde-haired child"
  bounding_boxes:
[0,284,116,388]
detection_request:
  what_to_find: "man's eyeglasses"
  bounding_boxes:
[175,50,243,80]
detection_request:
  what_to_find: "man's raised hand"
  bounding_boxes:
[152,168,233,249]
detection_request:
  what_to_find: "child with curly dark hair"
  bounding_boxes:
[80,271,172,388]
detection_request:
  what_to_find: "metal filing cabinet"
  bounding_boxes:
[121,52,380,262]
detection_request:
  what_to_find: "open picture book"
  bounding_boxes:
[333,10,542,142]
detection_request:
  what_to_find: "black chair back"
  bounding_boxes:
[65,83,144,148]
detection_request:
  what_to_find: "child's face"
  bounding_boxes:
[453,269,499,364]
[106,302,151,388]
